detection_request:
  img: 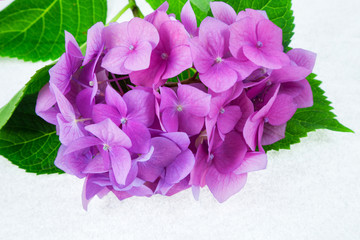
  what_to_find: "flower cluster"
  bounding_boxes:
[36,1,316,208]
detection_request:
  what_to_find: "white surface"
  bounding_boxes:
[1,0,359,239]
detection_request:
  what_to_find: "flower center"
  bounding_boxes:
[176,105,183,112]
[89,81,94,87]
[161,53,169,60]
[209,154,214,161]
[219,107,225,114]
[264,117,269,123]
[215,57,222,63]
[103,144,110,151]
[256,41,263,48]
[129,44,135,51]
[121,117,128,125]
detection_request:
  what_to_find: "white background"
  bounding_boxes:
[1,0,359,239]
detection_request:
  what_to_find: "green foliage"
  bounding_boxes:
[146,0,213,24]
[0,0,107,62]
[264,74,353,151]
[0,65,62,174]
[0,64,54,130]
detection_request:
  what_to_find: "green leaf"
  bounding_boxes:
[0,0,107,62]
[0,64,54,130]
[221,0,294,49]
[0,66,62,174]
[146,0,213,23]
[264,73,353,152]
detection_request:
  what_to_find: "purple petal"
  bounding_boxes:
[287,48,316,71]
[178,112,204,136]
[64,136,102,154]
[243,46,289,69]
[229,17,257,59]
[163,45,192,79]
[210,1,237,25]
[124,88,155,127]
[261,123,287,145]
[271,65,311,83]
[181,1,198,36]
[56,114,85,145]
[293,79,313,108]
[105,85,127,116]
[51,84,75,122]
[83,154,110,173]
[123,121,151,154]
[190,37,213,73]
[82,175,105,210]
[129,52,167,87]
[206,166,247,203]
[267,94,297,126]
[35,83,58,125]
[243,113,261,151]
[160,132,190,151]
[159,87,178,111]
[158,20,190,52]
[213,131,247,174]
[161,108,179,132]
[83,22,104,66]
[234,152,267,174]
[92,104,122,125]
[76,88,94,119]
[110,146,132,185]
[217,105,242,135]
[177,84,211,117]
[85,119,132,148]
[54,145,90,178]
[236,9,268,22]
[165,149,195,184]
[199,61,238,93]
[256,19,283,52]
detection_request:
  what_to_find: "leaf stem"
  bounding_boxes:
[165,72,200,87]
[129,0,144,18]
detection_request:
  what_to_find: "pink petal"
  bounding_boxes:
[127,17,159,48]
[294,79,313,108]
[124,41,153,71]
[256,19,283,52]
[54,145,89,178]
[267,94,297,126]
[243,46,289,69]
[199,61,238,93]
[162,45,192,79]
[190,37,213,73]
[206,166,247,203]
[159,86,178,111]
[236,9,268,22]
[210,2,237,25]
[101,46,131,74]
[103,22,128,49]
[76,88,94,119]
[229,17,257,59]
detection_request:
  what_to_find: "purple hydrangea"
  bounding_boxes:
[36,1,316,209]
